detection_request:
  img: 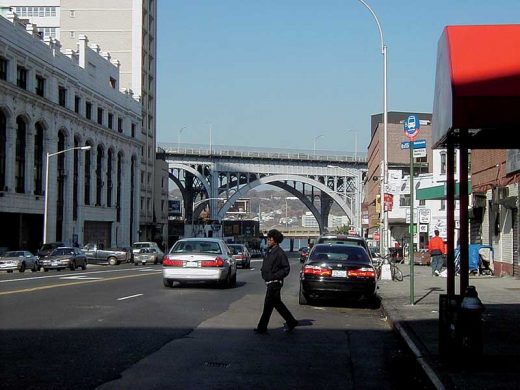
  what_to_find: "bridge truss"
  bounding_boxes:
[161,144,367,236]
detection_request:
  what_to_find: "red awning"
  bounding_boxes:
[432,25,520,149]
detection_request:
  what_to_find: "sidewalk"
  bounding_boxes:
[378,264,520,389]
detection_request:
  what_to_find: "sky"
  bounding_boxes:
[156,0,520,155]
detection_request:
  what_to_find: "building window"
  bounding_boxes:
[96,146,103,206]
[109,77,116,89]
[97,107,103,125]
[86,102,92,120]
[419,199,425,206]
[131,123,136,138]
[440,199,446,211]
[37,27,57,38]
[0,57,7,80]
[0,111,6,190]
[107,150,113,207]
[34,123,44,195]
[17,66,27,89]
[15,117,26,193]
[399,194,411,207]
[108,113,113,129]
[70,10,75,17]
[36,75,45,97]
[440,152,447,174]
[58,86,67,107]
[118,118,123,133]
[74,96,81,113]
[84,146,91,205]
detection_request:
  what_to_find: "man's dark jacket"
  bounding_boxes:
[261,245,290,282]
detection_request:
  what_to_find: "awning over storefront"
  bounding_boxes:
[416,181,471,201]
[432,25,520,149]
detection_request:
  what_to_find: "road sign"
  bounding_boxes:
[419,224,428,233]
[404,114,420,140]
[413,148,427,158]
[418,208,431,223]
[400,139,426,149]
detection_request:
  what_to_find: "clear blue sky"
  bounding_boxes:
[156,0,520,154]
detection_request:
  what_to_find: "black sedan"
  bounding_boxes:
[299,244,377,305]
[40,247,88,271]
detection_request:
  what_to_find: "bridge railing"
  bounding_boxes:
[158,142,367,163]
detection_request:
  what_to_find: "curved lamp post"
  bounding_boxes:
[357,0,388,254]
[313,134,324,156]
[177,126,187,149]
[43,145,91,244]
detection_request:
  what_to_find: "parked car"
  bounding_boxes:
[132,242,163,262]
[82,243,129,265]
[0,250,39,273]
[317,234,372,260]
[40,247,87,271]
[37,242,65,260]
[299,247,309,263]
[162,238,236,288]
[299,243,377,305]
[134,247,161,265]
[227,243,251,268]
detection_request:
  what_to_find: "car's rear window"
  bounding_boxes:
[171,241,222,254]
[52,248,75,256]
[310,245,370,264]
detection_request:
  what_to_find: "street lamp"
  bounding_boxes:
[313,134,324,156]
[177,126,187,149]
[43,145,91,244]
[357,0,388,254]
[346,130,359,160]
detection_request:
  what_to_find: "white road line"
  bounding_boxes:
[117,294,143,301]
[60,275,103,280]
[0,267,161,283]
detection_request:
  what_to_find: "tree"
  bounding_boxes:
[334,224,352,235]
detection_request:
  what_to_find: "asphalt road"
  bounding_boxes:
[0,254,432,389]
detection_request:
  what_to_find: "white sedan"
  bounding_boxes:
[0,251,39,273]
[162,238,237,288]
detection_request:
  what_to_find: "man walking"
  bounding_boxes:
[255,229,298,334]
[428,229,446,276]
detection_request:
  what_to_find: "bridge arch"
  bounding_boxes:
[217,174,353,233]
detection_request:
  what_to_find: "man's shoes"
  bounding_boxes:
[434,270,440,276]
[283,321,298,333]
[253,328,268,334]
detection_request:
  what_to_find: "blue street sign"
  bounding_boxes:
[400,139,426,149]
[404,114,420,140]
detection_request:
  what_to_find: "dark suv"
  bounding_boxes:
[37,242,64,260]
[317,234,372,260]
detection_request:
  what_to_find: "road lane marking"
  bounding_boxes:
[117,293,144,301]
[60,275,103,280]
[0,267,161,283]
[0,273,157,296]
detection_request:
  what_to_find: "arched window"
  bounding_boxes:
[73,137,80,220]
[96,145,104,206]
[84,142,92,205]
[107,149,113,207]
[34,122,44,195]
[0,110,6,190]
[56,131,66,241]
[117,152,123,222]
[15,116,26,193]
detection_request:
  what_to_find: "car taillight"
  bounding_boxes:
[303,265,332,277]
[348,267,376,279]
[163,257,184,267]
[201,256,225,267]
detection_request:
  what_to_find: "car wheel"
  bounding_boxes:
[19,262,26,273]
[31,262,39,272]
[7,270,13,273]
[108,257,117,266]
[229,271,237,287]
[299,284,308,305]
[163,279,173,288]
[134,262,138,266]
[81,262,87,270]
[70,261,76,271]
[43,268,49,272]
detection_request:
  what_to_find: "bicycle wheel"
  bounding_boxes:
[391,264,404,281]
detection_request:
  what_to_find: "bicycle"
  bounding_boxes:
[373,254,404,281]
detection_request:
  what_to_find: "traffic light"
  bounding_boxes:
[375,194,381,213]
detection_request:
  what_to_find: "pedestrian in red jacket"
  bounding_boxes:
[428,230,446,276]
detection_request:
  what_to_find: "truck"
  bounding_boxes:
[82,243,130,265]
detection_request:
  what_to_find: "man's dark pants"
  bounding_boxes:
[431,254,443,275]
[257,282,297,331]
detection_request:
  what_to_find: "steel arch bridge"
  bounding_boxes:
[159,143,368,236]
